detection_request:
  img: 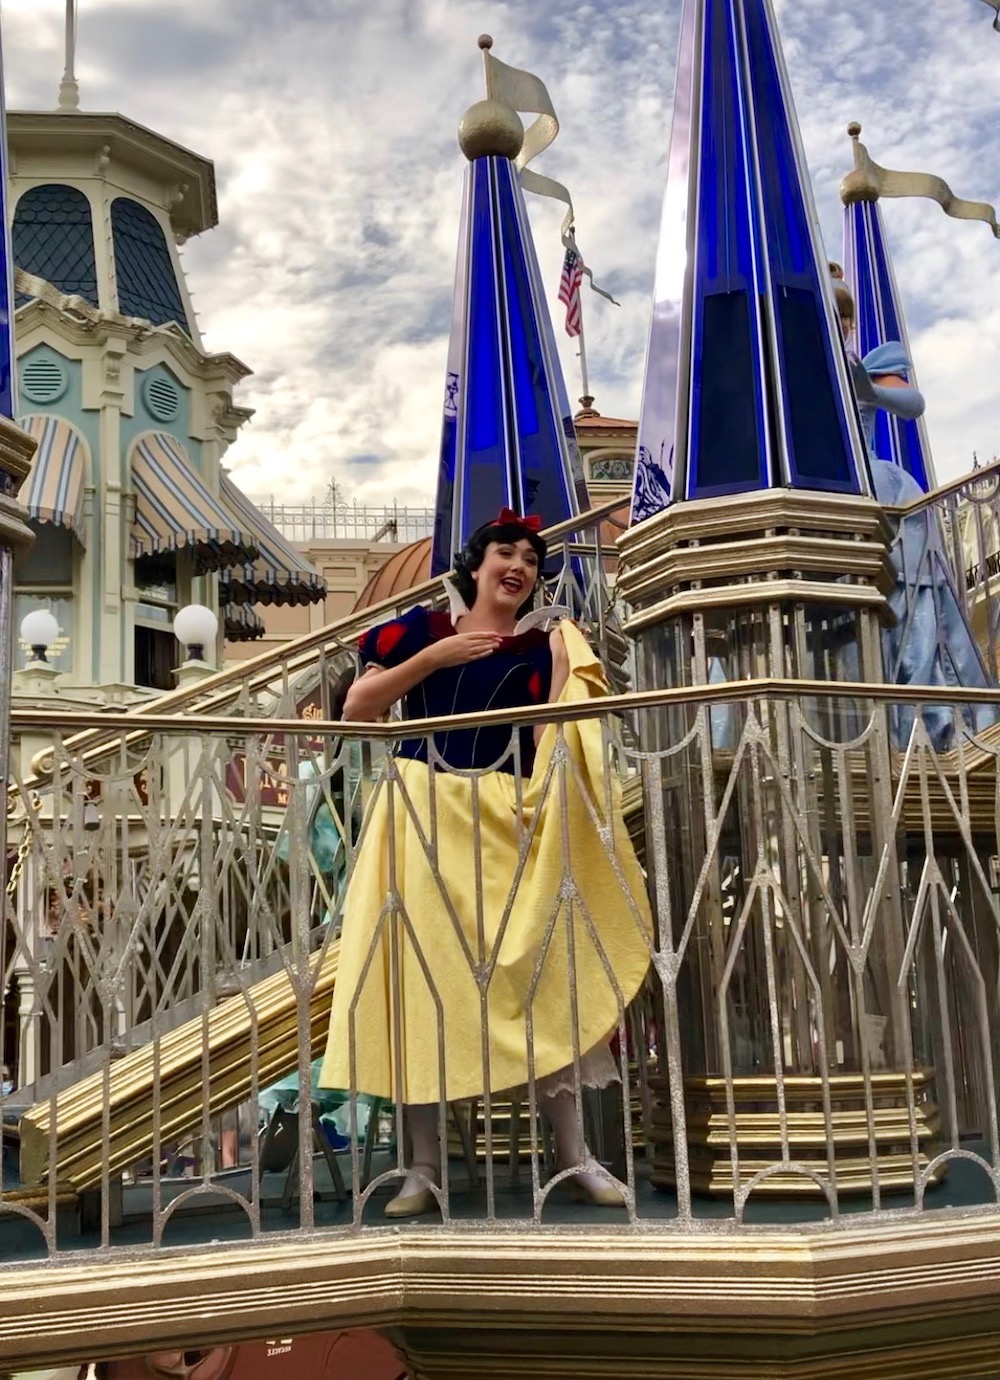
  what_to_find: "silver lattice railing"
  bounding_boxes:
[3,672,1000,1258]
[903,454,1000,684]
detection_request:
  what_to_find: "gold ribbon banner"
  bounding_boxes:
[484,50,619,304]
[849,128,1000,237]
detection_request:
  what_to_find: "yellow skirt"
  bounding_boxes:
[319,624,653,1105]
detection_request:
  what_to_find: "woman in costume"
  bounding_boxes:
[320,510,652,1216]
[834,280,996,749]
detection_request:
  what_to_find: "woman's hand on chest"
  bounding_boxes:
[424,630,504,669]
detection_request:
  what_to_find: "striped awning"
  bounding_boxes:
[218,475,326,607]
[130,432,259,574]
[19,414,88,545]
[223,600,266,643]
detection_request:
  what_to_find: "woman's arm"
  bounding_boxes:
[534,625,571,747]
[342,630,503,722]
[870,371,925,420]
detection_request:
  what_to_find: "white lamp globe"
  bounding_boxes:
[20,609,60,660]
[172,603,218,659]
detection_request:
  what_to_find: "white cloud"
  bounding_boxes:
[5,0,1000,501]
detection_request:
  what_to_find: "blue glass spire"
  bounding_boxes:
[0,35,15,420]
[842,163,935,491]
[631,0,870,524]
[432,132,587,575]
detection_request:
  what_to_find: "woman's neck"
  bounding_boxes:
[455,603,517,636]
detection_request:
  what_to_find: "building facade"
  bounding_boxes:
[8,109,324,699]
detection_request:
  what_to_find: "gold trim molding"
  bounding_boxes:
[0,414,38,490]
[616,489,894,620]
[649,1072,942,1196]
[0,416,39,555]
[5,1219,1000,1375]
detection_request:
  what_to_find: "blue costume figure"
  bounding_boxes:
[843,322,997,749]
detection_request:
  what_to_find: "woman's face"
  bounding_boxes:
[472,537,540,611]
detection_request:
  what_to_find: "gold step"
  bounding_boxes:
[16,941,340,1194]
[648,1070,942,1196]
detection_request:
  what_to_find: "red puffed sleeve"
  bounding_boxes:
[356,605,430,669]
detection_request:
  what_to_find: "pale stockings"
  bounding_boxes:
[393,1043,619,1201]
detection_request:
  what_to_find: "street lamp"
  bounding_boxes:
[172,603,219,662]
[19,609,60,664]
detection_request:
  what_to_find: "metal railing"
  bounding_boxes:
[248,499,436,545]
[3,472,1000,1262]
[3,676,1000,1257]
[16,500,628,790]
[919,455,1000,683]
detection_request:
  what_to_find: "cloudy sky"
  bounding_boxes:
[4,0,999,506]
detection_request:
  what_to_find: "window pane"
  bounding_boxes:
[14,594,73,673]
[111,198,189,332]
[15,525,74,584]
[13,184,99,305]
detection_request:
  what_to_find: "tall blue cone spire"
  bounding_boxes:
[0,30,16,420]
[630,0,870,525]
[841,125,935,492]
[432,46,587,576]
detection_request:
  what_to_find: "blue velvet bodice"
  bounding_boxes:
[357,605,553,773]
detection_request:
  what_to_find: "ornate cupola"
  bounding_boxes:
[6,14,323,693]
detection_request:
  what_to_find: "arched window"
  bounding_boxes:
[111,197,189,332]
[12,184,99,305]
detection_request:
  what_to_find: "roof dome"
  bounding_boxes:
[352,536,432,612]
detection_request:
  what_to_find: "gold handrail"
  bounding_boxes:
[17,498,626,785]
[882,454,1000,519]
[13,499,627,793]
[10,675,1000,740]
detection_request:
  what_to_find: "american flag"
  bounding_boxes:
[558,245,584,337]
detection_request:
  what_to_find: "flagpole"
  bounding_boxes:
[576,297,591,402]
[479,32,495,97]
[59,0,80,110]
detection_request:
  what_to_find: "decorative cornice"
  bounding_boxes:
[622,579,888,634]
[0,416,39,553]
[619,534,894,606]
[7,111,217,236]
[0,414,39,492]
[13,288,252,390]
[5,1218,1000,1374]
[616,490,895,619]
[618,490,894,564]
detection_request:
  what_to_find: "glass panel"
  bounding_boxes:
[111,198,189,332]
[14,524,74,585]
[12,184,99,305]
[13,593,73,672]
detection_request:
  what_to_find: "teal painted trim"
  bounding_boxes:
[17,345,104,681]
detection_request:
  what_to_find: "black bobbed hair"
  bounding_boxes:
[451,520,548,619]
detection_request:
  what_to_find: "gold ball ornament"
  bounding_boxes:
[458,99,524,162]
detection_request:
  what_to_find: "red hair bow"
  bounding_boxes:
[495,507,543,533]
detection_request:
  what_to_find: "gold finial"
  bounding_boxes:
[458,101,524,161]
[839,119,879,205]
[458,35,524,162]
